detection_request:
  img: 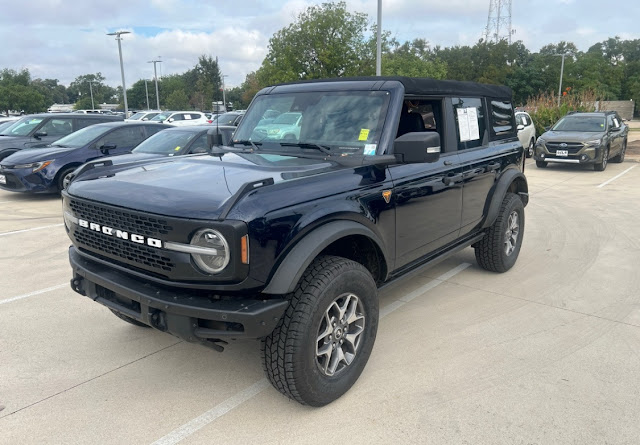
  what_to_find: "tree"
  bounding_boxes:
[165,89,189,110]
[383,39,447,78]
[257,1,375,85]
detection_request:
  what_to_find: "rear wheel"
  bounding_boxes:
[261,255,378,406]
[535,160,547,168]
[526,139,535,158]
[475,193,525,273]
[594,146,609,171]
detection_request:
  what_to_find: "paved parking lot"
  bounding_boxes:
[1,157,640,444]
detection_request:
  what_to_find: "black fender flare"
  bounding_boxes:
[262,220,389,295]
[482,169,529,229]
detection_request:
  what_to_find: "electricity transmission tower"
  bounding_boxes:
[484,0,514,44]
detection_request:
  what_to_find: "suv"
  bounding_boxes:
[533,111,628,171]
[63,77,528,407]
[149,111,208,126]
[515,111,536,158]
[0,113,123,161]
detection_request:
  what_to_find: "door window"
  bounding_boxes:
[171,114,185,121]
[188,134,208,154]
[101,126,146,148]
[451,97,487,150]
[39,118,73,137]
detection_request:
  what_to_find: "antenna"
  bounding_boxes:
[484,0,513,44]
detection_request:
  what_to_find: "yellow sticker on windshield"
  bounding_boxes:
[174,146,181,151]
[358,129,370,141]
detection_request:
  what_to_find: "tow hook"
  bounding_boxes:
[149,310,167,332]
[70,276,85,295]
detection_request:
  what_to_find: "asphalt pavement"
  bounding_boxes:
[1,157,640,444]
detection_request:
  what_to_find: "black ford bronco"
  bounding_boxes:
[63,77,528,406]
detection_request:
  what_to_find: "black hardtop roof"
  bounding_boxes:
[277,76,512,100]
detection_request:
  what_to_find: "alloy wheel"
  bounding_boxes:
[504,210,520,256]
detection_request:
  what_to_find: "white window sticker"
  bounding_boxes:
[456,107,480,142]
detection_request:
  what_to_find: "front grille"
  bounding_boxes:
[74,227,175,272]
[546,142,584,154]
[69,199,173,238]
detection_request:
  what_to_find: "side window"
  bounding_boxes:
[489,100,515,139]
[189,113,202,120]
[144,125,167,137]
[172,114,184,121]
[102,126,146,148]
[451,97,487,150]
[524,115,532,126]
[188,134,208,154]
[607,115,615,130]
[612,116,621,129]
[39,118,73,137]
[77,118,100,130]
[183,114,192,120]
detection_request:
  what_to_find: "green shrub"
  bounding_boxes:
[525,90,598,135]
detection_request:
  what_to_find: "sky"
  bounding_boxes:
[0,0,637,92]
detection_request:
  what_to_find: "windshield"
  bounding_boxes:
[1,116,44,136]
[133,130,200,155]
[150,113,171,122]
[50,125,107,148]
[552,116,606,132]
[233,90,390,155]
[0,120,18,134]
[128,112,145,120]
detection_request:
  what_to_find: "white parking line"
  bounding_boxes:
[0,283,68,305]
[150,262,471,445]
[597,165,637,188]
[0,223,64,237]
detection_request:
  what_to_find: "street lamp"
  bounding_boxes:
[148,59,162,110]
[144,79,150,110]
[88,80,95,110]
[376,0,382,76]
[106,30,131,116]
[554,53,570,107]
[221,75,228,111]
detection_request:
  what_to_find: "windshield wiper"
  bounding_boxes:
[279,142,332,155]
[233,140,261,151]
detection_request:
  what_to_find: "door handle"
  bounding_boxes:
[443,173,463,185]
[486,162,501,172]
[443,160,453,166]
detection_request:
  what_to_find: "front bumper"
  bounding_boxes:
[534,144,601,165]
[0,168,56,193]
[69,246,288,349]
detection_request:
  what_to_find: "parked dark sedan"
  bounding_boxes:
[0,113,123,161]
[0,122,169,193]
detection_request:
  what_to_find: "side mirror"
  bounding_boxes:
[393,132,441,164]
[33,131,47,139]
[168,118,174,123]
[100,144,117,155]
[516,124,525,131]
[142,117,148,121]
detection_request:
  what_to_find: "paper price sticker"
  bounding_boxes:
[358,129,370,141]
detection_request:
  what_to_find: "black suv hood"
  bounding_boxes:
[67,153,338,219]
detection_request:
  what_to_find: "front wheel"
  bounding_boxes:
[594,146,609,171]
[474,193,525,273]
[57,167,76,191]
[526,139,535,158]
[261,255,378,406]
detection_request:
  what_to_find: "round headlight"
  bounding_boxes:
[190,229,230,274]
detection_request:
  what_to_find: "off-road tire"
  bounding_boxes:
[594,146,609,171]
[535,160,547,168]
[261,255,378,406]
[474,193,524,273]
[109,309,150,328]
[611,140,626,163]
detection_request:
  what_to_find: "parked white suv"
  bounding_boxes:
[516,111,536,158]
[126,111,162,122]
[149,111,208,127]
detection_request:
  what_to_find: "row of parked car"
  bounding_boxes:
[0,113,236,193]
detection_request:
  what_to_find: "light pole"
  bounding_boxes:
[144,79,150,110]
[106,30,131,116]
[88,80,95,110]
[221,75,228,111]
[148,59,162,110]
[376,0,382,76]
[555,53,569,107]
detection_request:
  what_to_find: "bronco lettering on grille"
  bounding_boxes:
[78,219,163,248]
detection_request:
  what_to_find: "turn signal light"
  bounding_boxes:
[241,235,249,264]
